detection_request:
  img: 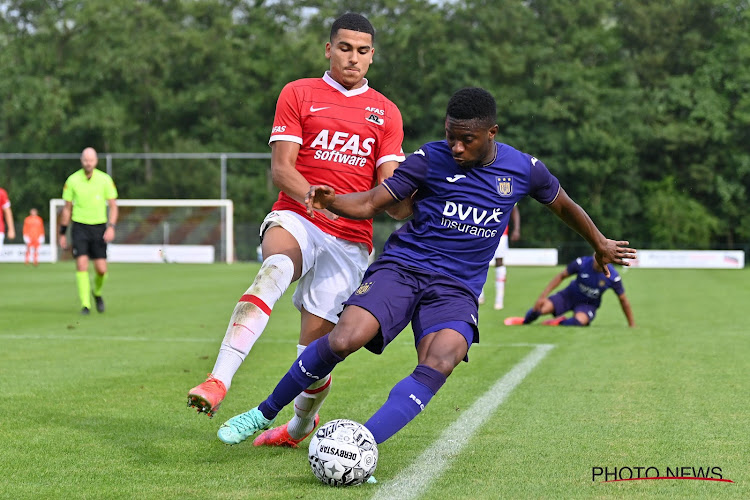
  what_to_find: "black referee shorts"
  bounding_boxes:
[71,222,108,260]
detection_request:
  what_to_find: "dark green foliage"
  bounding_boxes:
[1,0,749,253]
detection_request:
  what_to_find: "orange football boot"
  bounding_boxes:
[253,414,320,448]
[542,316,566,326]
[187,374,227,418]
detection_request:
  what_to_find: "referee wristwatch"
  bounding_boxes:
[107,223,116,228]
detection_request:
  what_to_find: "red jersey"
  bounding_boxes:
[269,72,405,250]
[0,188,9,233]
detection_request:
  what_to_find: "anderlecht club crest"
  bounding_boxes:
[497,177,513,197]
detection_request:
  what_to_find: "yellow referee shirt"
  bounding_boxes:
[62,169,118,225]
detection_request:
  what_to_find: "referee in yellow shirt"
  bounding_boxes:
[58,147,119,315]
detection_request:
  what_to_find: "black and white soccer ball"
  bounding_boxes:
[308,419,378,487]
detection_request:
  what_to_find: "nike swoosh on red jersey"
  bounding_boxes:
[309,105,330,112]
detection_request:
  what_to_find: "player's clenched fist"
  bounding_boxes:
[305,185,336,218]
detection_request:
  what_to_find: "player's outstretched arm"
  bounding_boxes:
[270,141,338,220]
[384,196,413,220]
[306,184,397,220]
[378,160,413,221]
[534,270,569,311]
[270,141,307,204]
[546,187,636,276]
[618,293,636,327]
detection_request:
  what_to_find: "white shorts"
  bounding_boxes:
[260,210,369,324]
[492,233,509,261]
[0,232,4,252]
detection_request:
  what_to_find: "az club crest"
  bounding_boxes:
[355,281,374,295]
[496,177,512,197]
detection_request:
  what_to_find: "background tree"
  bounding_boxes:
[1,0,748,257]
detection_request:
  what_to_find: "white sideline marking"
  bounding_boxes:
[371,343,555,500]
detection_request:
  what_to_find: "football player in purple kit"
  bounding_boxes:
[504,254,636,327]
[215,87,636,447]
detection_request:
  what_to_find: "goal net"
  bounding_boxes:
[49,199,234,263]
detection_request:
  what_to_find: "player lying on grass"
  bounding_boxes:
[504,254,636,327]
[214,86,636,447]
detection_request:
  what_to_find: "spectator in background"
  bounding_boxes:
[504,254,636,327]
[58,147,119,315]
[0,187,16,252]
[23,208,45,266]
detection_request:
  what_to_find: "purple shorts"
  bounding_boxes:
[549,288,598,323]
[343,260,480,360]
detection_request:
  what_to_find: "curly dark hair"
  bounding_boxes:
[446,87,497,126]
[331,13,375,43]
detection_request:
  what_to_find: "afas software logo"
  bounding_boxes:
[592,466,734,483]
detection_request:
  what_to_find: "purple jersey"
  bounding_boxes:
[379,140,560,296]
[562,255,625,308]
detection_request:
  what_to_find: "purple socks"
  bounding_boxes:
[259,334,342,419]
[365,364,446,443]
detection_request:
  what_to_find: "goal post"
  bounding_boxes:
[49,199,234,263]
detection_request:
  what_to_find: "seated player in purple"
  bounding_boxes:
[215,87,636,447]
[505,255,636,327]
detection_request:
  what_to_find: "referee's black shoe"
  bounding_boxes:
[94,295,105,313]
[81,307,90,315]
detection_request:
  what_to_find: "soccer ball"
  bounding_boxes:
[308,419,378,487]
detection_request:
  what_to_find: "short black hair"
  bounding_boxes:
[446,87,497,126]
[331,13,375,43]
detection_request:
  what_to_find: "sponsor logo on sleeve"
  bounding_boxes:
[355,281,374,295]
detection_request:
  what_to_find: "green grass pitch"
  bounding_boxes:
[1,262,748,499]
